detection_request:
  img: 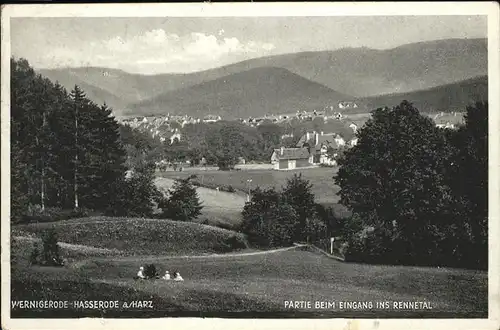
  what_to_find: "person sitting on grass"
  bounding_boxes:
[173,271,184,282]
[135,266,146,280]
[162,270,171,280]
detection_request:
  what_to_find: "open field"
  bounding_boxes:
[10,233,487,318]
[154,177,245,228]
[158,166,340,205]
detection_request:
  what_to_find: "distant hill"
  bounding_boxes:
[359,75,488,113]
[37,38,487,117]
[194,38,486,98]
[127,67,351,119]
[38,67,183,116]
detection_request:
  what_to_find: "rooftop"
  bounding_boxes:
[273,148,310,160]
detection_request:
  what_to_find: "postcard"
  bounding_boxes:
[1,2,499,330]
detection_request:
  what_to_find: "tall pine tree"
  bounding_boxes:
[11,58,129,219]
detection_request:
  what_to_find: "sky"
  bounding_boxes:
[11,16,487,74]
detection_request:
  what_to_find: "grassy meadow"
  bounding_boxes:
[158,166,340,205]
[12,217,248,257]
[11,219,488,318]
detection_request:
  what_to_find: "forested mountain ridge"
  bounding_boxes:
[38,38,487,117]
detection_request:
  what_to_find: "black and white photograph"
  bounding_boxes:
[1,2,499,329]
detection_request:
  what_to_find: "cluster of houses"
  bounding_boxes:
[271,130,358,170]
[241,110,346,127]
[121,114,223,144]
[121,101,361,143]
[122,114,222,128]
[237,101,361,127]
[432,112,463,130]
[269,111,463,171]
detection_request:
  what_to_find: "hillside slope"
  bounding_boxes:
[13,217,248,256]
[37,68,131,115]
[127,67,351,118]
[359,75,488,112]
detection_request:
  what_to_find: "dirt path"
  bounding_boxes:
[15,233,308,268]
[110,244,307,261]
[70,244,308,269]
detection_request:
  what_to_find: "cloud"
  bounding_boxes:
[39,29,276,73]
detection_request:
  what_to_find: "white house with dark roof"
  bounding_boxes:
[270,147,312,170]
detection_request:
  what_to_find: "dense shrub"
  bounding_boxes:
[241,174,328,248]
[143,264,159,279]
[20,206,91,224]
[343,225,394,264]
[214,221,235,231]
[30,243,41,265]
[198,218,237,231]
[242,187,298,248]
[30,229,64,267]
[217,235,248,253]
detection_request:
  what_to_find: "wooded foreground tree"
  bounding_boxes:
[335,100,488,268]
[159,175,203,221]
[241,187,297,247]
[281,173,317,242]
[107,162,161,217]
[241,175,328,247]
[11,58,127,221]
[334,101,458,266]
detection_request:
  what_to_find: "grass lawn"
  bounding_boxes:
[11,244,487,318]
[10,216,487,318]
[159,167,340,205]
[12,217,249,257]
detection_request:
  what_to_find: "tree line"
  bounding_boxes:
[10,58,203,223]
[158,121,284,169]
[11,58,127,220]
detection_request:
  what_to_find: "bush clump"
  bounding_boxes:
[143,263,159,279]
[30,229,64,266]
[20,206,91,224]
[217,235,248,253]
